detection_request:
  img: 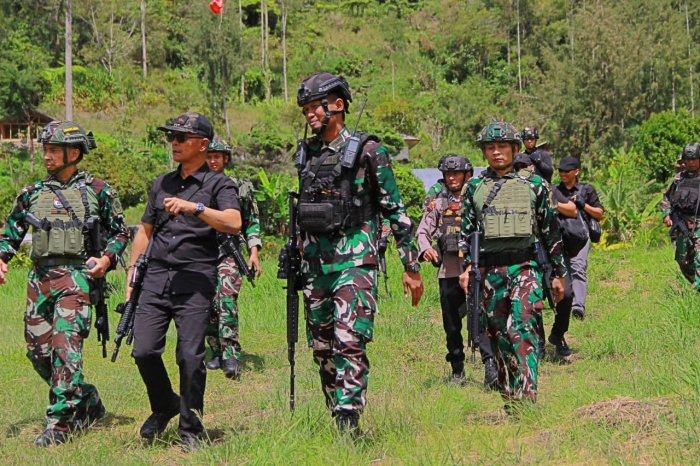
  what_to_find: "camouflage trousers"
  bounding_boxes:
[303,266,377,413]
[206,256,243,360]
[25,266,100,430]
[482,261,544,403]
[675,232,700,291]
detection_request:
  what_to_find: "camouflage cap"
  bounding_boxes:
[38,120,97,154]
[682,142,700,160]
[476,122,521,148]
[158,112,214,140]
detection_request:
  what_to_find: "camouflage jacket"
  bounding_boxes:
[0,170,129,268]
[458,167,566,278]
[298,126,418,275]
[662,170,697,221]
[423,180,445,213]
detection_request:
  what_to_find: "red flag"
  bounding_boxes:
[209,0,223,14]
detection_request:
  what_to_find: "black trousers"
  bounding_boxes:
[439,277,493,365]
[132,288,212,437]
[551,256,574,339]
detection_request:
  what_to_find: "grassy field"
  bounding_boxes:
[1,243,700,465]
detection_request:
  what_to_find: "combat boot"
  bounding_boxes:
[335,410,360,437]
[450,361,466,385]
[34,428,68,447]
[483,358,498,390]
[222,358,241,380]
[140,395,180,439]
[538,343,546,362]
[548,334,572,357]
[206,356,222,370]
[72,394,106,432]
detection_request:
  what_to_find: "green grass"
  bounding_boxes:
[1,244,700,464]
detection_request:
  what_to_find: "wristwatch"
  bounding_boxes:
[193,202,206,217]
[404,261,421,273]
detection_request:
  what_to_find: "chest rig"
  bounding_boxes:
[29,178,99,260]
[473,173,535,240]
[297,133,380,234]
[672,175,700,215]
[437,190,462,254]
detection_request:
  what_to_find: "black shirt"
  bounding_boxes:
[141,163,239,295]
[554,181,603,223]
[525,148,554,183]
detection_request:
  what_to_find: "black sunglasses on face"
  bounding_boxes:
[558,169,574,173]
[166,132,202,143]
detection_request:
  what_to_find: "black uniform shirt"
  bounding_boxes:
[141,163,239,295]
[554,181,603,223]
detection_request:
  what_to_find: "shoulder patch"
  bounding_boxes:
[426,200,436,212]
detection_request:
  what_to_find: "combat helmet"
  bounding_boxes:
[521,127,539,140]
[38,120,97,174]
[681,142,700,160]
[476,122,522,150]
[297,72,352,135]
[208,136,232,156]
[438,154,473,173]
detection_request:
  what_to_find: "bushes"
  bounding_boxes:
[392,163,425,227]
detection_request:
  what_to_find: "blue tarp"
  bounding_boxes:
[412,168,486,192]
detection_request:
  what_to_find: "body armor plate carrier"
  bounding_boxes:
[297,133,380,234]
[474,177,535,240]
[437,194,462,254]
[672,176,700,215]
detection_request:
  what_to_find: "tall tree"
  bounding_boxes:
[65,0,73,120]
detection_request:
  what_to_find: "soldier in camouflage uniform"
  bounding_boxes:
[663,142,700,290]
[458,122,566,411]
[295,72,424,433]
[0,121,129,446]
[204,136,262,378]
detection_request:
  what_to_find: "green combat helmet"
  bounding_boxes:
[438,154,473,173]
[38,120,97,174]
[681,142,700,160]
[208,136,232,156]
[476,122,522,151]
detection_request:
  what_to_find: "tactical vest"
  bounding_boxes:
[472,173,536,250]
[672,176,700,214]
[29,179,100,260]
[437,194,462,254]
[297,133,380,234]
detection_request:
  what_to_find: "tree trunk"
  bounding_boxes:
[223,88,231,142]
[141,0,147,79]
[281,0,288,102]
[516,0,522,95]
[264,0,270,101]
[65,0,73,120]
[686,2,694,117]
[29,120,35,174]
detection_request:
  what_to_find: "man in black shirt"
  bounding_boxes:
[520,127,554,183]
[127,112,241,450]
[554,157,604,321]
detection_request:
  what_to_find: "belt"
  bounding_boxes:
[481,248,534,268]
[34,257,86,268]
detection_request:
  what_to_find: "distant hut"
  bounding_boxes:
[0,109,55,150]
[394,134,421,161]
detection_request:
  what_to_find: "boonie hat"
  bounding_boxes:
[158,112,214,140]
[558,156,580,171]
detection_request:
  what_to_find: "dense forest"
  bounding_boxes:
[1,0,700,242]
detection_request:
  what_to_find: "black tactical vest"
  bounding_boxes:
[437,193,462,254]
[672,176,700,214]
[297,133,380,234]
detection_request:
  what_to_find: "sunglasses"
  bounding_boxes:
[166,132,203,143]
[558,169,575,173]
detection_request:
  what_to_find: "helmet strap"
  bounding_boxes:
[47,146,80,176]
[312,97,343,135]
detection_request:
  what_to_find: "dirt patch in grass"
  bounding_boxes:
[575,396,676,430]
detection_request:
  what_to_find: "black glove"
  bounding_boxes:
[377,237,388,255]
[574,196,586,210]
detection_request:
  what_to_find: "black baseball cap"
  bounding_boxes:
[513,153,533,166]
[558,156,580,171]
[158,112,214,140]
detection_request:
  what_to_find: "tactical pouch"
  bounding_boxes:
[48,226,66,255]
[438,233,460,253]
[298,200,345,233]
[30,228,50,259]
[64,222,84,256]
[483,208,532,239]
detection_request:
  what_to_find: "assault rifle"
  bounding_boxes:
[85,217,110,359]
[534,242,557,311]
[111,215,164,362]
[377,236,390,297]
[466,232,481,364]
[277,192,302,412]
[669,210,696,250]
[219,233,256,287]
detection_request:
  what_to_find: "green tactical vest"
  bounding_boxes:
[29,180,100,260]
[472,173,537,254]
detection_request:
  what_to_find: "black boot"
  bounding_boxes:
[335,410,360,437]
[206,356,221,370]
[450,361,466,385]
[139,395,180,439]
[34,428,68,447]
[222,358,241,380]
[483,358,498,390]
[72,394,106,432]
[548,334,572,357]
